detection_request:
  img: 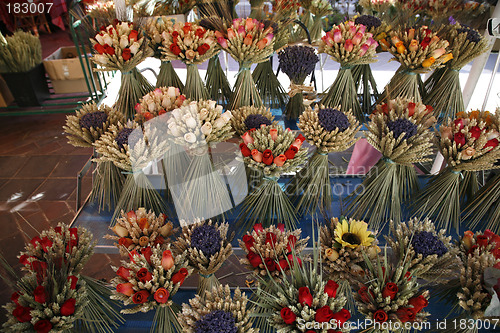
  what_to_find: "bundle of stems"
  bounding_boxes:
[253,56,287,109]
[352,63,379,116]
[185,63,210,100]
[90,160,125,212]
[321,67,362,120]
[157,61,184,90]
[0,30,42,73]
[231,65,263,109]
[464,171,500,233]
[205,54,232,106]
[116,68,154,120]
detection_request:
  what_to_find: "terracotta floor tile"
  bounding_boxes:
[0,156,27,178]
[0,179,45,202]
[50,155,92,178]
[37,201,73,221]
[15,155,60,178]
[33,179,76,201]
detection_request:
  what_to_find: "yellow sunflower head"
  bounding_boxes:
[334,218,374,249]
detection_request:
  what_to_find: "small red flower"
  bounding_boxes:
[477,235,489,247]
[265,232,277,246]
[129,30,138,43]
[239,143,252,157]
[170,43,182,56]
[197,43,210,56]
[408,295,428,313]
[12,305,32,323]
[373,309,388,323]
[382,282,398,300]
[132,290,150,304]
[485,138,499,149]
[141,247,153,265]
[136,268,153,283]
[242,234,255,251]
[470,126,482,140]
[104,44,115,55]
[247,251,262,267]
[454,133,466,147]
[94,43,106,54]
[264,258,276,272]
[324,280,339,298]
[34,319,52,333]
[284,145,298,159]
[171,268,189,286]
[253,223,264,233]
[11,292,21,306]
[33,285,47,304]
[60,298,76,316]
[154,288,169,304]
[67,275,78,289]
[331,308,351,326]
[122,48,132,61]
[262,149,274,165]
[195,28,206,38]
[280,307,296,324]
[315,305,334,322]
[298,286,313,307]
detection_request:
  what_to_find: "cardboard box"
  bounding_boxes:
[0,75,14,107]
[43,46,93,94]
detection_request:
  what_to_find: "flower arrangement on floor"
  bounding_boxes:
[353,255,431,332]
[318,21,379,122]
[179,284,256,332]
[160,22,219,100]
[173,219,233,297]
[146,16,184,90]
[238,125,308,230]
[91,21,154,119]
[278,45,319,120]
[93,121,168,224]
[424,24,489,120]
[378,25,452,104]
[351,15,389,116]
[3,224,123,332]
[105,208,175,256]
[253,235,351,333]
[111,244,192,333]
[165,100,233,220]
[64,102,126,211]
[215,17,275,109]
[413,110,500,231]
[385,218,460,283]
[134,86,187,124]
[437,230,500,332]
[287,105,360,215]
[345,98,435,230]
[230,105,276,136]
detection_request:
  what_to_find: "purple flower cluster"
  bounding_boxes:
[278,45,319,83]
[354,15,382,31]
[79,111,107,130]
[244,114,271,130]
[115,128,134,150]
[411,231,448,257]
[387,119,417,141]
[457,26,481,43]
[194,310,238,333]
[318,108,350,132]
[191,224,222,257]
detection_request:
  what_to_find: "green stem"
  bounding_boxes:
[424,68,463,121]
[230,66,263,110]
[380,68,421,103]
[116,67,154,120]
[185,63,209,100]
[205,54,232,106]
[156,60,184,91]
[90,160,125,212]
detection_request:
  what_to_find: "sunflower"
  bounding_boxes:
[334,218,374,249]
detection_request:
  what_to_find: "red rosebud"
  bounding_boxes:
[425,105,433,114]
[34,319,52,333]
[136,268,153,283]
[170,43,182,56]
[141,247,153,265]
[280,307,296,324]
[407,102,416,116]
[253,223,264,233]
[117,282,134,296]
[104,44,115,55]
[242,234,255,251]
[154,287,169,304]
[197,43,210,56]
[485,230,500,247]
[262,149,274,165]
[247,251,262,268]
[12,305,32,323]
[454,133,466,147]
[40,237,53,252]
[127,210,137,221]
[278,258,289,270]
[183,23,191,35]
[287,234,297,252]
[408,295,428,313]
[19,254,32,266]
[143,111,154,121]
[404,271,412,281]
[315,305,334,322]
[284,145,298,159]
[264,258,276,272]
[11,292,21,306]
[60,298,76,316]
[129,30,138,43]
[195,28,206,38]
[69,227,78,243]
[420,36,431,49]
[331,308,351,327]
[171,268,189,286]
[240,143,252,157]
[122,48,132,61]
[373,309,388,323]
[162,250,174,270]
[380,103,389,115]
[470,126,482,140]
[138,217,149,230]
[477,235,489,248]
[265,232,277,246]
[94,43,106,54]
[117,266,131,280]
[277,223,285,232]
[67,275,78,289]
[298,286,313,307]
[396,307,416,322]
[287,254,302,267]
[30,236,42,248]
[32,261,47,284]
[382,282,398,300]
[485,138,499,149]
[358,285,374,303]
[172,31,179,39]
[154,235,165,246]
[454,118,464,130]
[325,280,339,298]
[118,237,134,248]
[132,290,150,304]
[158,109,166,116]
[33,285,47,304]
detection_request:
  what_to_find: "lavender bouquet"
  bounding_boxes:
[278,45,319,120]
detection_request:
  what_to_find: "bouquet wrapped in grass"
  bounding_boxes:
[424,24,489,120]
[287,105,360,215]
[134,86,187,124]
[160,22,219,100]
[351,15,389,115]
[111,244,192,332]
[237,125,308,230]
[93,121,169,224]
[105,208,175,256]
[278,45,319,120]
[179,284,256,332]
[353,254,431,333]
[230,105,276,136]
[345,98,436,230]
[205,53,232,107]
[64,102,126,211]
[173,219,233,297]
[215,17,276,109]
[378,26,452,104]
[436,230,500,332]
[91,21,154,119]
[146,17,184,90]
[318,21,379,122]
[253,233,351,333]
[4,224,124,332]
[165,100,233,220]
[305,0,333,42]
[0,30,42,73]
[413,110,500,231]
[385,218,460,283]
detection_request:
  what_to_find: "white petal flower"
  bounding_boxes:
[201,122,213,136]
[103,35,113,46]
[172,108,182,120]
[129,42,140,55]
[162,97,172,109]
[184,132,197,143]
[199,108,209,121]
[214,118,226,129]
[93,54,108,65]
[120,35,129,49]
[222,111,232,122]
[148,102,157,112]
[167,87,177,98]
[185,116,197,129]
[95,34,104,44]
[208,100,217,109]
[168,123,182,137]
[215,105,223,113]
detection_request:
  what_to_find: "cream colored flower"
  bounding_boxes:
[184,132,197,143]
[129,42,140,55]
[462,147,476,160]
[185,49,196,60]
[201,122,213,136]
